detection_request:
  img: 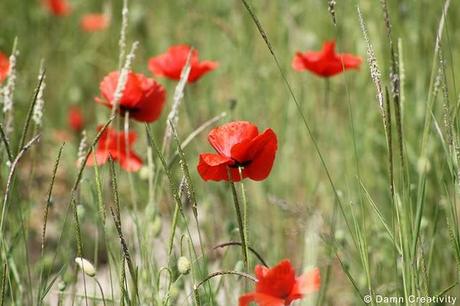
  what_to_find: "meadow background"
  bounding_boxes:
[0,0,459,305]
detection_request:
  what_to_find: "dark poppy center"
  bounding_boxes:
[119,105,140,114]
[229,159,252,168]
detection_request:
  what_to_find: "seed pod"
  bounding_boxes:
[151,215,162,238]
[177,256,190,275]
[58,280,66,292]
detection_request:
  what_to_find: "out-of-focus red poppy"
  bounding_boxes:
[292,40,362,77]
[148,44,218,83]
[86,126,142,172]
[197,121,277,182]
[239,260,320,306]
[95,71,166,123]
[80,14,110,32]
[68,106,84,132]
[0,52,9,84]
[42,0,71,16]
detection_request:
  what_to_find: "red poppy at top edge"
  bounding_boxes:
[292,40,362,77]
[85,126,142,172]
[80,13,110,32]
[148,44,218,83]
[95,71,166,123]
[0,52,9,84]
[239,260,320,306]
[42,0,71,16]
[197,121,277,182]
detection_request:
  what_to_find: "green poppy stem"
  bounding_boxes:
[238,167,250,272]
[228,168,249,273]
[324,78,330,106]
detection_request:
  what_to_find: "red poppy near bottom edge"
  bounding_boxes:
[239,260,320,306]
[85,127,142,172]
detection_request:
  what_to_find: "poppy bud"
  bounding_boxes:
[138,166,151,180]
[421,217,429,230]
[58,280,66,291]
[335,229,346,246]
[234,260,244,273]
[177,256,190,275]
[169,284,180,301]
[75,257,96,277]
[417,156,431,174]
[77,205,86,220]
[151,215,162,238]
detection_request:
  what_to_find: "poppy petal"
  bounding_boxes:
[189,61,219,83]
[255,264,269,279]
[341,54,362,70]
[294,268,321,295]
[208,121,259,157]
[197,153,233,181]
[292,40,361,77]
[86,150,110,167]
[117,151,143,172]
[0,52,9,84]
[242,129,277,181]
[148,45,217,83]
[43,0,71,16]
[291,52,308,71]
[148,45,191,80]
[321,41,337,59]
[239,292,285,306]
[239,292,256,306]
[99,71,144,108]
[148,54,178,79]
[130,75,167,122]
[80,14,109,32]
[85,127,142,173]
[256,259,296,298]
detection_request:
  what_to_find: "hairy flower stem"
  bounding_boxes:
[324,78,330,107]
[168,202,180,257]
[228,169,249,273]
[94,278,106,306]
[193,271,257,306]
[238,168,250,271]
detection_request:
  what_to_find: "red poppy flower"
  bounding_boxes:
[0,52,9,84]
[239,260,320,306]
[148,44,218,83]
[42,0,71,16]
[80,14,110,32]
[95,71,166,123]
[68,106,84,132]
[86,126,142,172]
[292,40,362,77]
[197,121,277,182]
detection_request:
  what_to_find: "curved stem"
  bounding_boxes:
[94,278,106,306]
[193,270,257,306]
[213,242,268,267]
